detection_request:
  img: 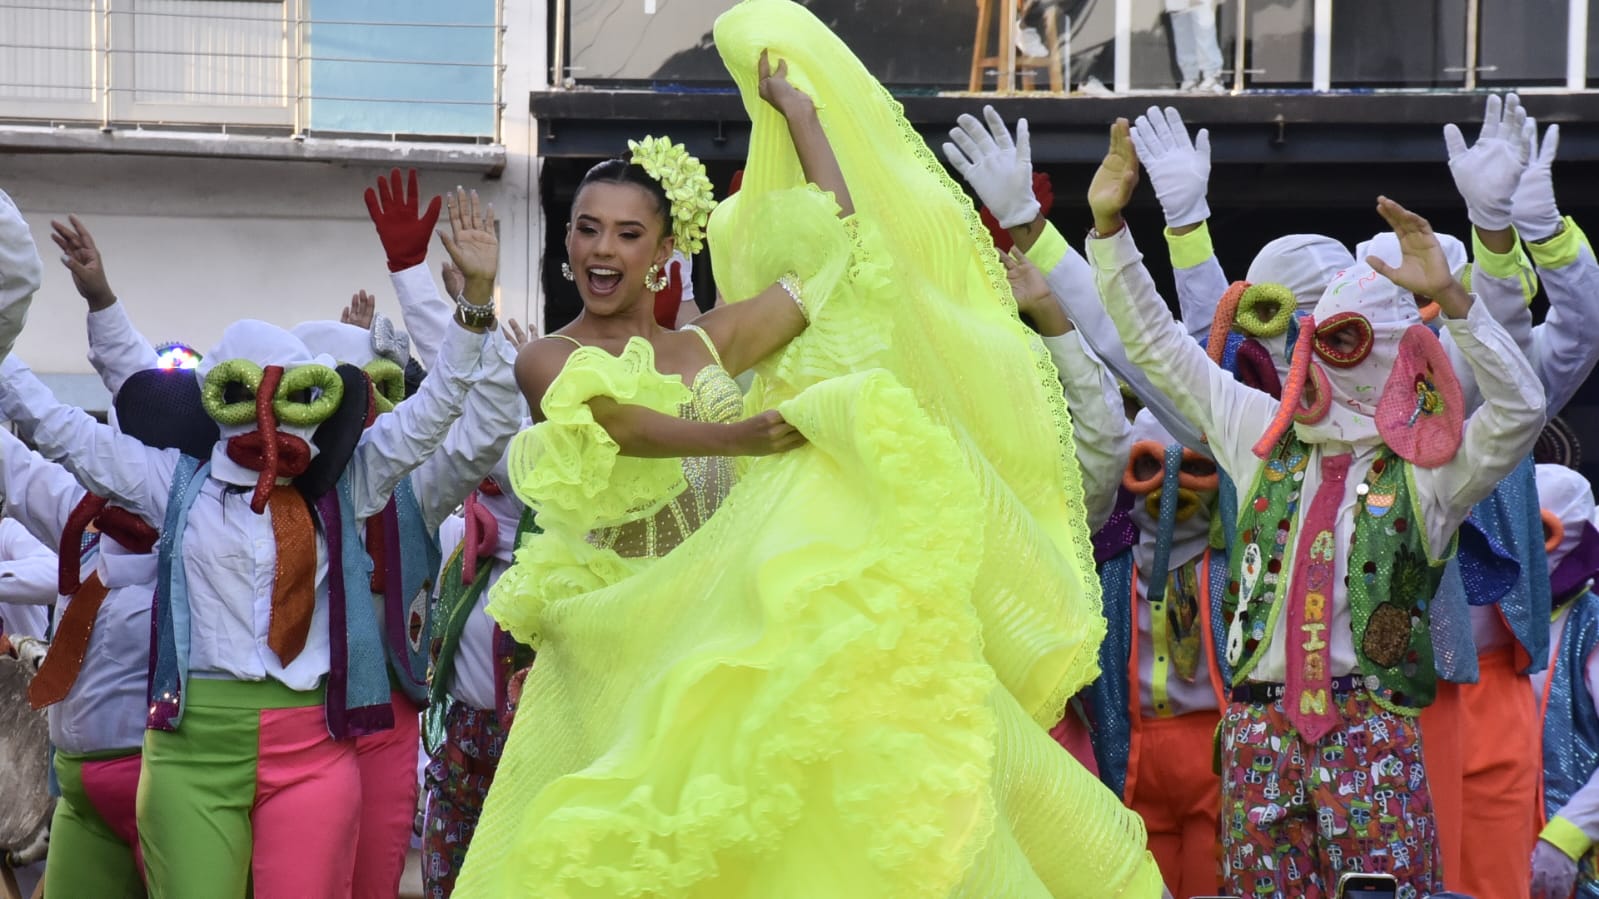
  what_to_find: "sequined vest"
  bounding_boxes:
[424,507,538,754]
[368,477,443,705]
[1543,592,1599,897]
[1225,436,1450,714]
[1090,546,1229,799]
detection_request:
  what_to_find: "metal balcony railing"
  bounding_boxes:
[0,0,505,141]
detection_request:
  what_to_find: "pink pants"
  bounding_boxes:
[353,691,423,899]
[139,680,361,899]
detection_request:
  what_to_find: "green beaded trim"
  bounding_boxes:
[1233,283,1296,338]
[364,358,406,414]
[201,359,263,426]
[274,364,344,427]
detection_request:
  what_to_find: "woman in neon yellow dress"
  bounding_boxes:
[455,2,1167,896]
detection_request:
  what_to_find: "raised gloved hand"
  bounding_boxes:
[1128,106,1211,228]
[363,168,443,273]
[1512,122,1563,241]
[1444,93,1533,231]
[943,106,1039,228]
[1530,838,1578,899]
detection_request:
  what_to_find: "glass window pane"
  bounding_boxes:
[1130,0,1234,91]
[566,0,980,89]
[1331,0,1467,88]
[1474,0,1566,85]
[1245,0,1312,88]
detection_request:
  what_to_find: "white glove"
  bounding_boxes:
[943,105,1039,228]
[1530,838,1578,899]
[1512,122,1563,241]
[1444,92,1533,231]
[1128,106,1211,228]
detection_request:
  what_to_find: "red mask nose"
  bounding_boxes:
[224,365,314,514]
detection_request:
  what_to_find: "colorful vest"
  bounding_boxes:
[368,477,443,705]
[1226,437,1452,714]
[151,458,393,738]
[423,507,537,754]
[1090,546,1230,798]
[1543,592,1599,898]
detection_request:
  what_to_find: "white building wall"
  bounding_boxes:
[3,0,547,411]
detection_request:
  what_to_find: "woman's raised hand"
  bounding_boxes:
[757,50,814,121]
[438,186,498,305]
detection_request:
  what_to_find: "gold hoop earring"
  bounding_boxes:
[645,264,669,292]
[560,262,575,281]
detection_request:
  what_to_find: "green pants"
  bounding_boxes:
[46,749,145,899]
[137,678,359,899]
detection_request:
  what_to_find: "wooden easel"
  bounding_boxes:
[968,0,1064,93]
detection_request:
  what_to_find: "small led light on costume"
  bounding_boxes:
[155,342,202,370]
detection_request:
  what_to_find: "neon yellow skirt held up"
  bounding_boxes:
[453,2,1163,895]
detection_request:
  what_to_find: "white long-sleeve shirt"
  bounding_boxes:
[0,518,56,641]
[0,188,41,364]
[1027,222,1210,454]
[0,428,151,753]
[1091,226,1546,683]
[435,488,524,711]
[389,263,523,530]
[1041,331,1130,532]
[0,324,487,691]
[84,288,517,533]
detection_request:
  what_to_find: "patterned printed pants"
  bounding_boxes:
[1219,690,1440,899]
[422,702,508,898]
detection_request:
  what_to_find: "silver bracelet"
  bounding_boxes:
[778,274,808,323]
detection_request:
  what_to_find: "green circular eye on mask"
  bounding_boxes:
[274,364,344,427]
[363,358,406,414]
[201,359,264,426]
[1233,283,1295,338]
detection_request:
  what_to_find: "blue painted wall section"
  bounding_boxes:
[309,0,496,137]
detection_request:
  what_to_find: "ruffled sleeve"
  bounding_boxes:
[506,338,693,535]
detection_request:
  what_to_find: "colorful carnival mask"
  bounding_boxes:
[1536,463,1599,602]
[1253,261,1464,468]
[1207,234,1354,398]
[292,320,410,419]
[1123,410,1219,575]
[1356,232,1470,325]
[197,320,344,512]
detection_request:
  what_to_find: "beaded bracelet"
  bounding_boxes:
[778,274,808,323]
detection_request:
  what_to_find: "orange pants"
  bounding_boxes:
[1455,649,1540,899]
[1419,679,1463,884]
[1126,712,1222,899]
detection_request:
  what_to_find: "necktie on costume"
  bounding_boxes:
[267,487,317,664]
[28,572,111,709]
[1284,451,1352,743]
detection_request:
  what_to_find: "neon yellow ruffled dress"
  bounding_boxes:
[453,2,1163,896]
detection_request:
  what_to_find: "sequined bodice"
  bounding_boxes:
[588,363,744,559]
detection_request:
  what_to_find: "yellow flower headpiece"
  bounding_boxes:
[628,136,717,256]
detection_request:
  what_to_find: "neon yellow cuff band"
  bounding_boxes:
[1165,222,1215,270]
[1472,227,1539,304]
[1025,221,1070,275]
[1529,216,1587,271]
[1472,227,1531,281]
[1541,815,1593,863]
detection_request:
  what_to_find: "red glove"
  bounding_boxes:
[363,168,443,273]
[653,259,684,329]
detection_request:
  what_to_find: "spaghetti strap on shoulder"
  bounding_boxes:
[681,324,725,369]
[546,333,585,348]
